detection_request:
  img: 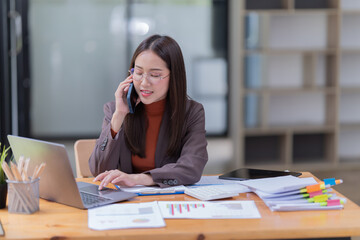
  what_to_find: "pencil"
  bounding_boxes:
[31,165,39,180]
[17,156,25,175]
[10,162,22,181]
[1,162,15,181]
[23,158,31,181]
[34,163,46,179]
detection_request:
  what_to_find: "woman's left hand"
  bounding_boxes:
[93,170,155,190]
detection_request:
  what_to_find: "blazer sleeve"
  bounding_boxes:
[89,102,122,176]
[146,101,208,187]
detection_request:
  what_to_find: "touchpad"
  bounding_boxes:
[79,185,113,195]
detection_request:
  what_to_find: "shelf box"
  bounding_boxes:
[244,53,329,90]
[341,0,360,10]
[292,133,326,163]
[243,94,261,128]
[340,53,360,87]
[341,14,360,49]
[267,92,326,126]
[268,14,328,49]
[244,135,284,164]
[245,0,284,10]
[339,129,360,160]
[244,54,263,88]
[265,53,303,88]
[339,93,360,124]
[294,0,336,9]
[244,13,264,50]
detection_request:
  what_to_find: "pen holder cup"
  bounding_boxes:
[6,178,40,214]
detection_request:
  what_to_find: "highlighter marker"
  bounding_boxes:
[319,199,345,207]
[320,178,343,186]
[300,179,343,194]
[307,194,332,203]
[301,189,328,198]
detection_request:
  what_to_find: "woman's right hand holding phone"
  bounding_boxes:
[110,75,133,133]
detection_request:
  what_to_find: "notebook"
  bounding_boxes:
[7,135,136,209]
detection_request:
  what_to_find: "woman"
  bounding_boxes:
[89,34,208,190]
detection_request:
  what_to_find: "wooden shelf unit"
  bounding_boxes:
[229,0,360,171]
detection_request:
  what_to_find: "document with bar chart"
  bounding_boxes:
[157,201,261,219]
[88,201,165,230]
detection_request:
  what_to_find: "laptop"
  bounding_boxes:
[7,135,136,209]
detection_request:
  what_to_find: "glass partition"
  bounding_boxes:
[29,0,228,137]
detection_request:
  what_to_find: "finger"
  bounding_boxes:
[94,170,109,181]
[115,76,132,93]
[93,171,108,182]
[111,175,137,187]
[98,182,104,190]
[98,173,112,189]
[99,175,112,190]
[99,178,110,190]
[99,170,119,190]
[121,75,133,84]
[115,83,127,95]
[94,174,103,182]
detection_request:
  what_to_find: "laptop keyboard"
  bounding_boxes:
[80,191,111,207]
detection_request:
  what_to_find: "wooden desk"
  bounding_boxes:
[1,173,360,239]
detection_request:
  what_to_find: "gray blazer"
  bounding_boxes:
[89,98,208,187]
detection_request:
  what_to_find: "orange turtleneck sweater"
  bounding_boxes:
[110,99,166,173]
[132,99,166,173]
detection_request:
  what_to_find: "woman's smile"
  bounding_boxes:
[140,89,153,97]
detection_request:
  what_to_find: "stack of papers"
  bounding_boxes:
[238,175,346,211]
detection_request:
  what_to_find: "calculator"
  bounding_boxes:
[184,186,239,201]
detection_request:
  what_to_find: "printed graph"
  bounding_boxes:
[166,203,205,216]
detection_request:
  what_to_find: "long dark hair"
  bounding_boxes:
[123,35,187,157]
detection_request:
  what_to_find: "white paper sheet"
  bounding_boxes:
[239,176,317,194]
[269,202,344,211]
[88,201,165,230]
[157,201,261,219]
[191,176,240,185]
[188,176,251,193]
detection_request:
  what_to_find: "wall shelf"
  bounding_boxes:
[230,0,360,170]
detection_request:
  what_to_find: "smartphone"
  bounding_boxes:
[127,82,138,114]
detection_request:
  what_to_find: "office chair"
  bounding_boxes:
[74,139,96,178]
